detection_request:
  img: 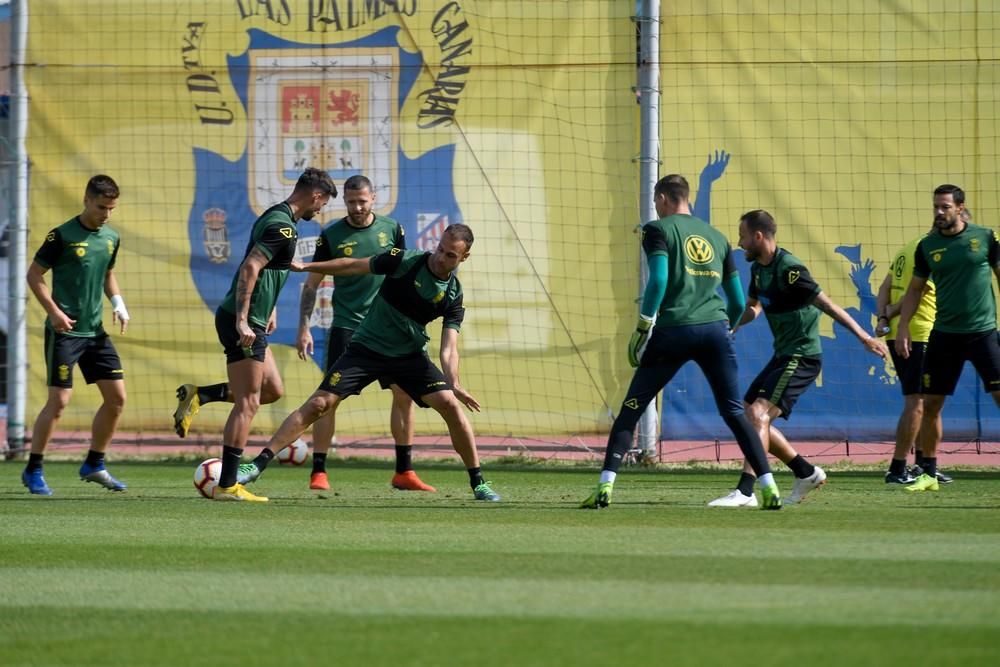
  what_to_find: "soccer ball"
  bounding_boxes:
[277,438,309,465]
[193,457,222,499]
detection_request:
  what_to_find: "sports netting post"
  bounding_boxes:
[4,0,29,459]
[634,0,661,462]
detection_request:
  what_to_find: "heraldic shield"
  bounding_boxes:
[185,28,464,364]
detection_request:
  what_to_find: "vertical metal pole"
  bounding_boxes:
[6,0,29,457]
[635,0,660,458]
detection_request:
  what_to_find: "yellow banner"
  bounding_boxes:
[25,1,638,436]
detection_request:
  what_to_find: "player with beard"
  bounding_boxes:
[707,209,886,507]
[895,184,1000,492]
[173,167,337,502]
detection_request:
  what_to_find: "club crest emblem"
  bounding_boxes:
[202,208,230,264]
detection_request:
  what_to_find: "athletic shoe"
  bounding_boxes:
[237,462,263,485]
[172,384,200,438]
[213,483,268,502]
[579,482,613,509]
[309,471,330,491]
[707,489,758,508]
[391,470,437,492]
[22,468,53,496]
[909,465,953,485]
[759,483,782,510]
[79,462,127,491]
[785,466,827,505]
[905,473,939,493]
[885,470,916,484]
[473,481,501,502]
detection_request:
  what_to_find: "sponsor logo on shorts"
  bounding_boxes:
[328,371,341,386]
[623,398,639,410]
[58,365,70,382]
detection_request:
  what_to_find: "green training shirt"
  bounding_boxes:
[913,222,1000,334]
[641,213,736,327]
[219,202,298,327]
[312,215,405,329]
[749,248,822,357]
[351,249,465,357]
[33,217,120,337]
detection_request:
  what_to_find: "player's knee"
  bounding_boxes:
[260,384,284,404]
[305,393,335,419]
[433,394,463,420]
[235,393,261,415]
[105,394,126,415]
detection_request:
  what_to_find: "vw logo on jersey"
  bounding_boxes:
[684,235,715,264]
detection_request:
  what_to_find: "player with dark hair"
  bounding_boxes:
[289,174,433,492]
[580,175,782,510]
[708,209,887,507]
[875,229,952,485]
[22,175,130,495]
[174,167,337,502]
[895,184,1000,492]
[239,223,500,502]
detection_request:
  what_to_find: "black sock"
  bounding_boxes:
[914,449,925,467]
[252,448,276,470]
[723,413,771,477]
[468,467,484,489]
[197,383,230,404]
[736,472,756,496]
[921,457,937,477]
[219,445,243,487]
[889,458,906,475]
[787,455,815,479]
[84,449,105,468]
[395,445,413,474]
[26,453,44,472]
[312,452,327,474]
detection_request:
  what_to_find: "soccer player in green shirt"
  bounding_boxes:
[22,175,130,495]
[895,184,1000,492]
[875,229,952,485]
[175,167,337,502]
[241,223,501,502]
[580,175,781,510]
[291,175,433,492]
[708,210,887,507]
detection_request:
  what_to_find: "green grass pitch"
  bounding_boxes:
[2,461,999,667]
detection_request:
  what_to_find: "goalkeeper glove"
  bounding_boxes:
[628,315,655,368]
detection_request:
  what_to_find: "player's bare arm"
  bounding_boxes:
[27,261,75,332]
[291,256,370,276]
[894,275,927,359]
[234,248,268,347]
[813,291,887,358]
[296,272,322,360]
[441,327,480,412]
[732,298,762,333]
[104,270,130,334]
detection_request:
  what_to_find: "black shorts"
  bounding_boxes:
[44,329,123,388]
[325,327,393,390]
[324,326,354,371]
[922,329,1000,396]
[318,342,450,407]
[215,308,268,364]
[888,341,926,396]
[743,354,821,419]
